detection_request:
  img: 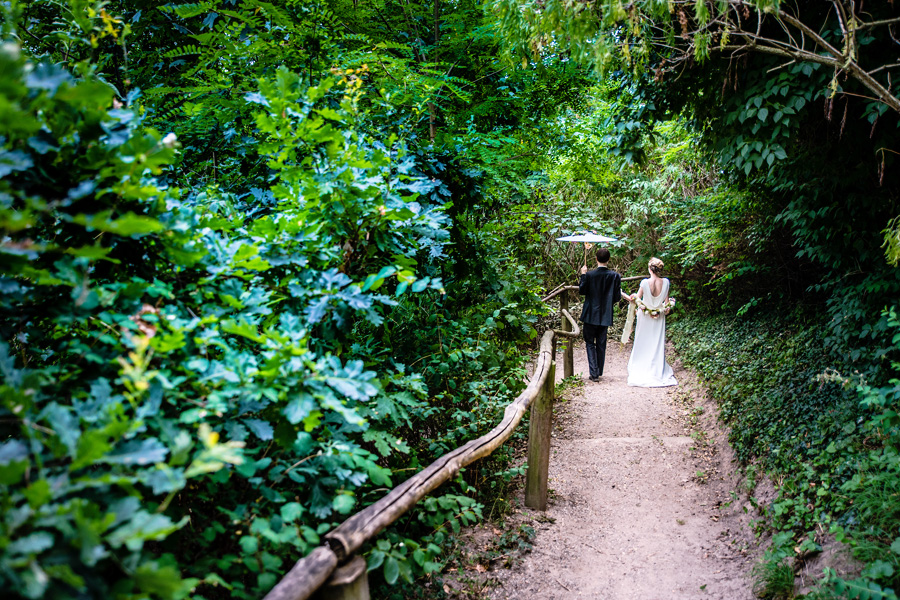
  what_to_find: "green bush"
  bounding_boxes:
[0,39,543,598]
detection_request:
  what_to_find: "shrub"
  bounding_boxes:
[0,45,537,599]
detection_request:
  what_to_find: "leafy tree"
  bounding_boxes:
[0,0,599,597]
[490,0,900,115]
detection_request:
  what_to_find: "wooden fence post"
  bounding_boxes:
[311,556,369,600]
[525,361,555,511]
[560,292,574,379]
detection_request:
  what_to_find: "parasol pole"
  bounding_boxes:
[583,242,594,273]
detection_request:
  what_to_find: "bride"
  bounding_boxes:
[626,257,677,387]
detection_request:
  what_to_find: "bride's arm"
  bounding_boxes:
[630,282,644,302]
[663,279,672,313]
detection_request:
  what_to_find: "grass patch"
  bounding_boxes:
[751,557,796,599]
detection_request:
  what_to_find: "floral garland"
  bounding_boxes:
[635,297,675,318]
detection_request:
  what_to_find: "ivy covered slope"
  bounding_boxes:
[666,309,900,598]
[0,1,589,599]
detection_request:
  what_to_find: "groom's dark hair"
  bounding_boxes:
[596,248,611,263]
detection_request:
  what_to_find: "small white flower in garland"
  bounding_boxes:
[635,297,676,318]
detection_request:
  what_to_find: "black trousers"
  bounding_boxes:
[583,323,609,378]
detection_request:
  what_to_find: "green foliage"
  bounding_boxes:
[489,0,900,121]
[11,0,898,598]
[0,38,533,600]
[884,218,900,268]
[481,1,900,597]
[819,568,898,600]
[670,307,900,598]
[490,0,900,282]
[1,0,592,596]
[0,44,227,599]
[752,545,796,599]
[367,493,481,586]
[479,523,535,568]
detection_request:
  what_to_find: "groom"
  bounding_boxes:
[579,248,622,382]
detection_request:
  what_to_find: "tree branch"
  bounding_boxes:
[712,2,900,114]
[775,8,844,61]
[712,36,900,114]
[713,44,840,70]
[854,16,900,30]
[868,63,900,76]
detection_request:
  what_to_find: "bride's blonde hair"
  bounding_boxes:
[649,257,664,276]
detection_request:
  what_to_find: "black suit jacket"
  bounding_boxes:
[579,266,622,327]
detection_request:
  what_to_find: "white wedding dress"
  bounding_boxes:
[627,278,677,387]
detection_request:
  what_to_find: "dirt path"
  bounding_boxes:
[482,341,760,600]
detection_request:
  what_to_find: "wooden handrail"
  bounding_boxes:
[555,308,580,338]
[264,275,636,599]
[264,330,557,600]
[542,285,579,303]
[542,282,570,301]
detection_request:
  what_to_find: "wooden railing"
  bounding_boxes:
[263,286,581,600]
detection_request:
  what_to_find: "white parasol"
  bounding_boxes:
[555,233,618,243]
[556,233,619,269]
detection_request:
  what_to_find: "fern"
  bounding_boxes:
[419,69,471,87]
[317,9,340,29]
[437,82,472,102]
[190,32,217,45]
[158,2,217,19]
[374,41,414,54]
[218,9,265,28]
[163,44,203,58]
[248,0,297,28]
[341,33,373,45]
[143,86,181,97]
[419,61,456,71]
[144,85,219,96]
